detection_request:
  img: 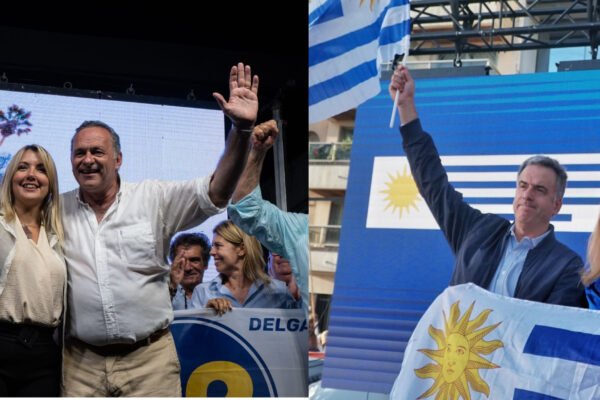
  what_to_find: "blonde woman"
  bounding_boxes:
[584,218,600,309]
[0,144,65,396]
[190,220,299,314]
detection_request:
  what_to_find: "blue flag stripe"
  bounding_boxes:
[309,60,378,106]
[453,181,600,188]
[464,197,600,205]
[523,325,600,366]
[379,19,411,47]
[309,0,344,27]
[496,214,572,222]
[513,389,565,400]
[309,16,384,67]
[445,164,600,172]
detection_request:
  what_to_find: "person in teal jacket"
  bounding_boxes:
[228,120,309,314]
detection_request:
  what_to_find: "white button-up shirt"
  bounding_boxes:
[61,176,221,345]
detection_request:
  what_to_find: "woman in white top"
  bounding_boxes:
[0,144,65,396]
[190,220,299,313]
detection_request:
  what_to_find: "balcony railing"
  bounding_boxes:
[309,142,351,161]
[309,225,341,247]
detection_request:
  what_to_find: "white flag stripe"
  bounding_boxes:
[447,171,600,182]
[309,0,393,46]
[439,153,600,165]
[552,205,600,232]
[378,35,411,65]
[460,188,600,198]
[309,40,378,87]
[381,4,411,27]
[470,204,515,214]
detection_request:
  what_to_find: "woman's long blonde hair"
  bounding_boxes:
[214,220,270,285]
[583,217,600,286]
[0,145,64,244]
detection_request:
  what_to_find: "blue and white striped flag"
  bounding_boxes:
[309,0,411,123]
[367,154,600,232]
[390,284,600,399]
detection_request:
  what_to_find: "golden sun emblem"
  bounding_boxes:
[415,301,503,400]
[380,165,421,218]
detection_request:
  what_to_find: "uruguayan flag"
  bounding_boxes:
[367,154,600,232]
[309,0,411,123]
[390,283,600,400]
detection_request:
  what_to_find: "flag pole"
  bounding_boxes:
[389,51,408,128]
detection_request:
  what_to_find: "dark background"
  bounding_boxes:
[0,3,307,212]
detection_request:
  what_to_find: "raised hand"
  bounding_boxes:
[169,250,185,289]
[206,298,233,316]
[269,253,301,300]
[388,65,418,125]
[388,65,415,105]
[251,120,279,153]
[213,62,259,130]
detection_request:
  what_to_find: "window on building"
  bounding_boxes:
[548,46,592,72]
[325,199,344,245]
[338,126,354,142]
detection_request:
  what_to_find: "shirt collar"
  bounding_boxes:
[508,224,551,249]
[76,184,123,206]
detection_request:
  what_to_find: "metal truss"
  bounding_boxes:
[410,0,600,62]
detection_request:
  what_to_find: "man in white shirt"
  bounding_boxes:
[60,62,259,397]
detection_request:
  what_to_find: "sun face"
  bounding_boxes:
[380,165,421,218]
[414,301,503,400]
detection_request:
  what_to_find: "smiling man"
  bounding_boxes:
[388,65,586,308]
[60,62,260,397]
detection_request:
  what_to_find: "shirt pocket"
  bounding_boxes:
[118,222,157,270]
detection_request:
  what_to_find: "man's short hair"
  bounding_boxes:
[168,232,211,265]
[71,120,121,158]
[518,155,567,200]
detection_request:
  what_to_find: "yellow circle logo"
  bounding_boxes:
[186,361,253,397]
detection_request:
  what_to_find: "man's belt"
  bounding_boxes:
[72,327,170,356]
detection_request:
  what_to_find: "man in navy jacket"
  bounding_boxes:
[389,65,586,308]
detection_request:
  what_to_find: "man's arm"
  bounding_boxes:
[232,120,278,203]
[389,66,484,254]
[209,62,260,207]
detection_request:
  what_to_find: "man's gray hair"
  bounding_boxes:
[518,155,567,200]
[71,120,121,158]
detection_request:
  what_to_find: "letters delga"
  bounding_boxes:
[249,317,308,332]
